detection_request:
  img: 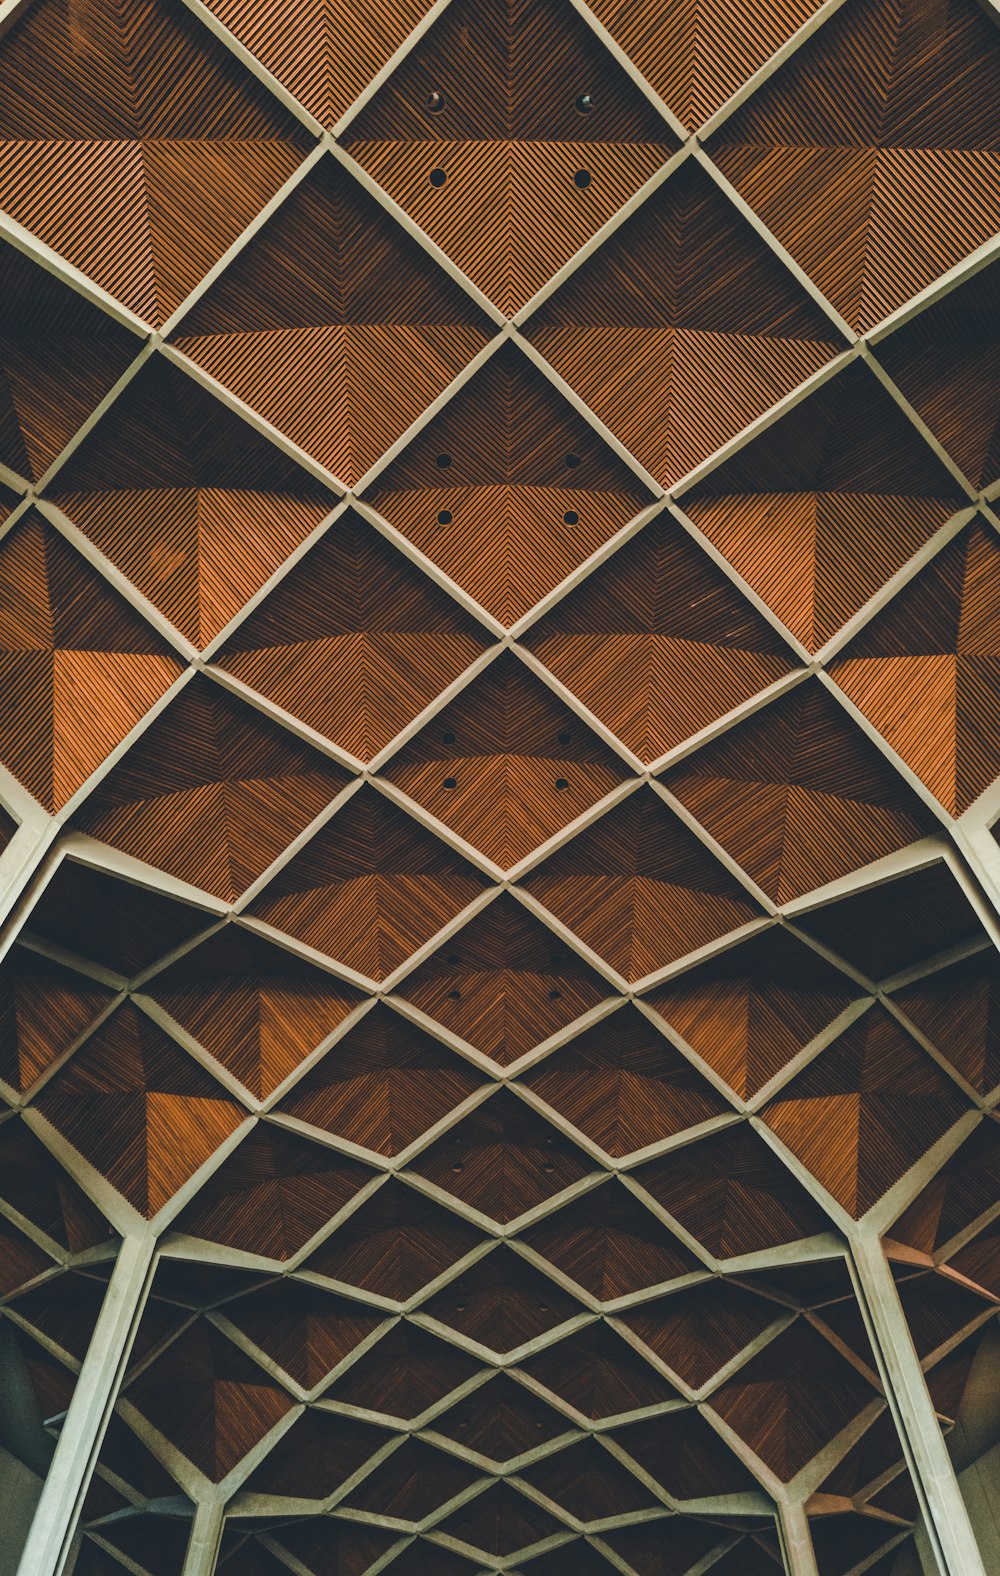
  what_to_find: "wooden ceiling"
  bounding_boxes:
[0,0,999,1573]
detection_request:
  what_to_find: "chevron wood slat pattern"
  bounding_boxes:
[367,341,654,624]
[145,925,365,1100]
[383,651,628,865]
[710,1318,880,1479]
[829,518,1000,816]
[0,947,116,1097]
[0,0,311,325]
[344,0,677,316]
[73,675,352,900]
[708,0,1000,333]
[587,0,826,129]
[620,1278,784,1387]
[632,1123,831,1257]
[645,924,861,1100]
[171,160,492,484]
[522,1179,700,1298]
[301,1179,484,1301]
[325,1324,480,1420]
[890,950,1000,1099]
[522,1002,731,1153]
[522,786,764,980]
[661,680,937,903]
[246,786,489,980]
[762,1005,971,1217]
[173,1123,375,1259]
[125,1320,294,1480]
[50,355,337,649]
[525,158,844,485]
[34,1003,246,1217]
[0,237,139,485]
[204,0,434,127]
[681,359,966,652]
[213,508,490,761]
[874,254,1000,492]
[274,1001,483,1155]
[394,891,611,1066]
[408,1086,594,1222]
[1,1,998,1570]
[218,1280,385,1390]
[524,516,798,760]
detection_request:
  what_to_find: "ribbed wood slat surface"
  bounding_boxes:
[51,356,336,648]
[345,0,676,315]
[383,651,628,865]
[708,0,1000,333]
[645,926,858,1100]
[173,1124,375,1259]
[275,1001,483,1155]
[1,0,999,1568]
[0,0,311,324]
[172,161,492,483]
[35,1003,246,1217]
[301,1179,483,1301]
[522,1004,731,1153]
[830,520,1000,814]
[522,786,764,980]
[0,948,115,1096]
[874,254,1000,491]
[247,786,489,979]
[204,0,434,127]
[762,1006,971,1216]
[0,238,139,484]
[525,158,843,484]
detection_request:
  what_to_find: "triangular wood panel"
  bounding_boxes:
[344,0,677,315]
[2,2,998,1569]
[171,161,492,484]
[0,511,183,811]
[368,343,654,624]
[0,0,311,325]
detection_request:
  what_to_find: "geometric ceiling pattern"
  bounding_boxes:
[0,3,999,1576]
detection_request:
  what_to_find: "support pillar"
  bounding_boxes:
[850,1233,987,1576]
[17,1236,156,1576]
[776,1498,820,1576]
[182,1501,225,1576]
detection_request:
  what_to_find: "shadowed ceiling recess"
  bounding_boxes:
[0,1,999,1575]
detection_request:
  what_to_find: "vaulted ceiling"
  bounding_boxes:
[1,1,999,1574]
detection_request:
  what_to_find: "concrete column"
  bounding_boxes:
[17,1236,156,1576]
[182,1501,225,1576]
[850,1233,987,1576]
